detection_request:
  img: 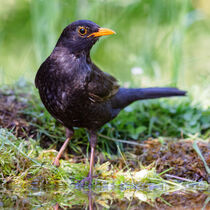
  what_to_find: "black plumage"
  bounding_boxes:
[35,20,186,184]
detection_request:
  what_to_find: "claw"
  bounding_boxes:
[53,158,60,167]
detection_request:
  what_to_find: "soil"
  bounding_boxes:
[135,138,210,182]
[0,89,34,138]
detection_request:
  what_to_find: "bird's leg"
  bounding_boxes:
[88,131,97,183]
[81,130,97,185]
[53,128,74,167]
[88,190,93,210]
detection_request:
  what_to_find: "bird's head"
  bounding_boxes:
[56,20,116,54]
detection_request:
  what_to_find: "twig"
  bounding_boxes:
[165,174,194,182]
[98,133,145,147]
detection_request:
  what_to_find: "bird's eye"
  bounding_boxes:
[78,27,87,36]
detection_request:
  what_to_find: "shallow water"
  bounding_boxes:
[0,186,209,209]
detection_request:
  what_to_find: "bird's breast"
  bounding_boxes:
[36,49,99,128]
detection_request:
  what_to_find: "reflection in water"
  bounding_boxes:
[88,190,93,210]
[0,186,209,209]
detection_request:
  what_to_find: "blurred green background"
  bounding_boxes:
[0,0,210,107]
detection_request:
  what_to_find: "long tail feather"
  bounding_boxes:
[111,87,186,109]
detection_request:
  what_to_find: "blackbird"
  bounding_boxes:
[35,20,186,184]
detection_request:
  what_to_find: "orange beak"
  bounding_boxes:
[88,27,116,38]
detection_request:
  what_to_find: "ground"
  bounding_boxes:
[0,85,209,209]
[0,86,209,183]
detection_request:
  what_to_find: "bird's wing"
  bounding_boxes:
[87,63,120,102]
[35,58,49,88]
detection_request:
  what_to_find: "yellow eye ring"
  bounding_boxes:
[78,26,87,36]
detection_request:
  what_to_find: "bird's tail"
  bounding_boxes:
[111,87,186,109]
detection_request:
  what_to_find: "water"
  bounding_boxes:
[0,186,209,209]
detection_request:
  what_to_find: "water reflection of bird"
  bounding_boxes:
[35,20,186,185]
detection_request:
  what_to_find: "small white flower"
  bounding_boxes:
[131,67,143,75]
[133,169,149,180]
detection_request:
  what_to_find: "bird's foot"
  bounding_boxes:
[53,158,60,167]
[79,175,98,187]
[80,176,93,186]
[52,203,60,210]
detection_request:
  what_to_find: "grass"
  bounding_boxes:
[0,127,209,188]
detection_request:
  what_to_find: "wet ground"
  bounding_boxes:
[0,186,209,209]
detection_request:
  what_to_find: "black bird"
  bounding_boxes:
[35,20,186,184]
